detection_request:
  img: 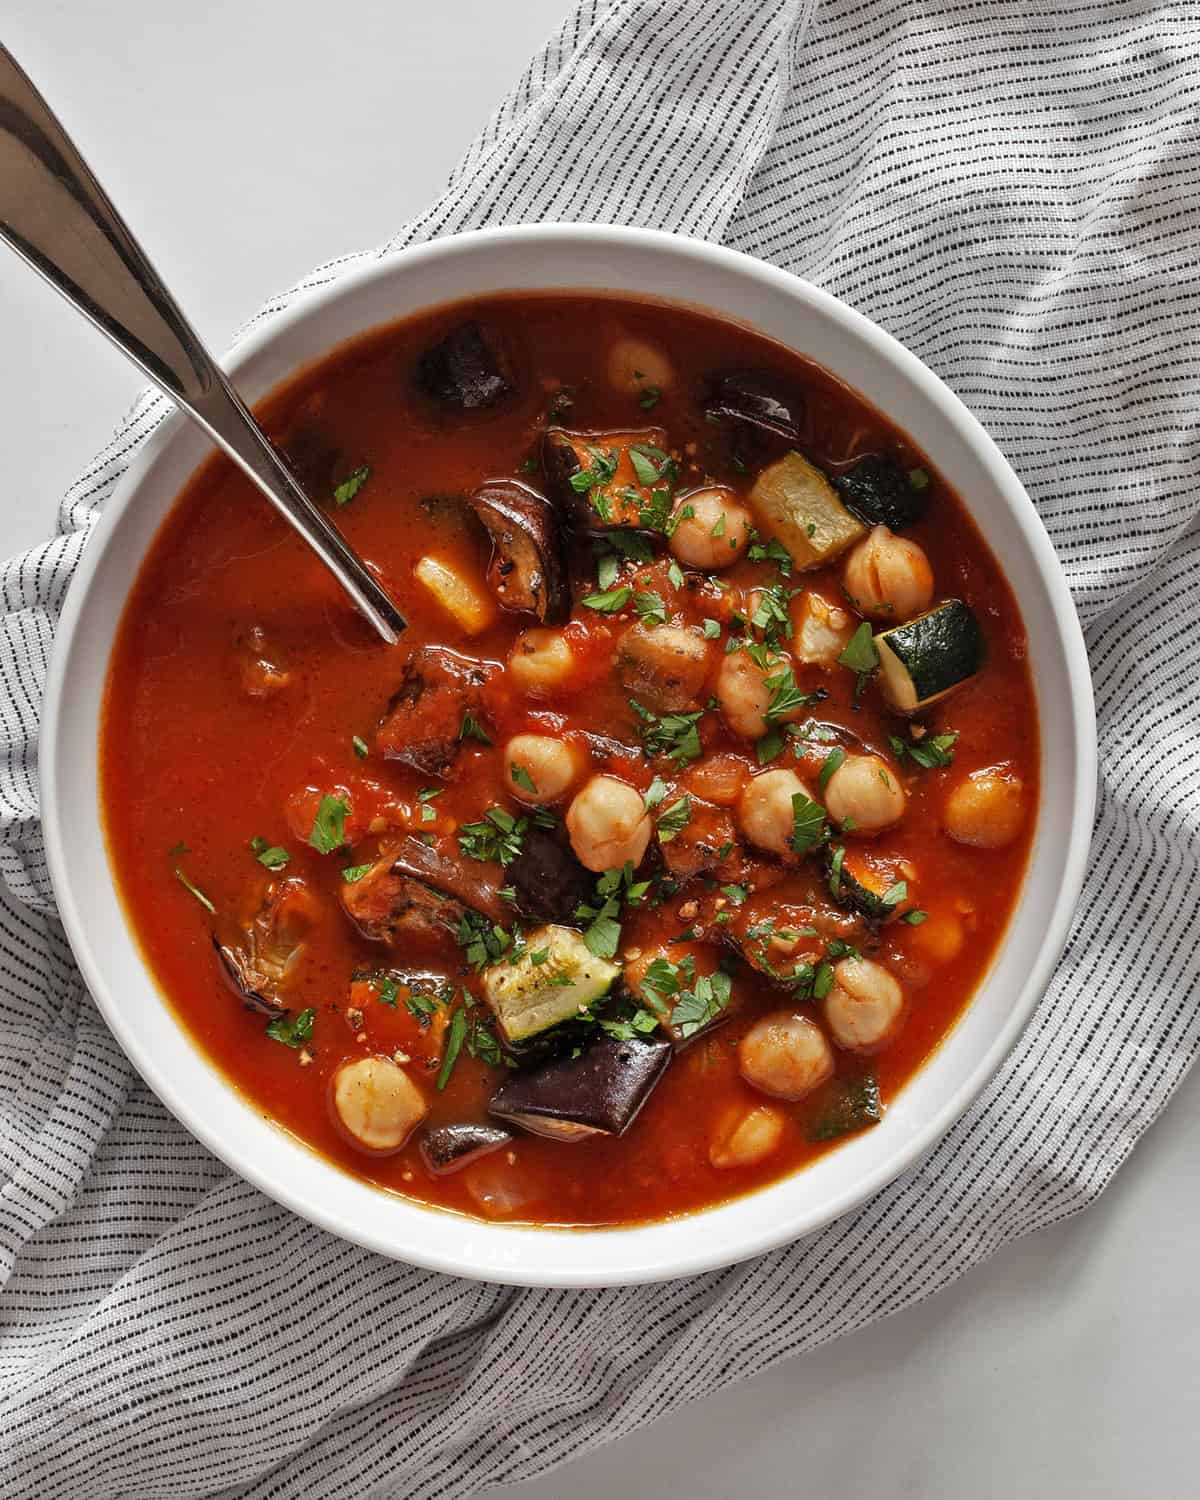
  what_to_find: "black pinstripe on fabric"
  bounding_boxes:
[0,1,1196,1495]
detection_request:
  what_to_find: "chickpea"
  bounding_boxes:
[944,767,1026,849]
[737,768,807,857]
[738,1012,834,1100]
[824,753,906,835]
[616,621,711,711]
[717,644,797,740]
[842,525,934,621]
[823,957,905,1054]
[607,335,674,396]
[330,1055,427,1154]
[566,774,652,872]
[509,628,575,697]
[912,911,965,965]
[669,489,752,570]
[504,734,581,805]
[709,1104,786,1169]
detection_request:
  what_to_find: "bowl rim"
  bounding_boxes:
[40,223,1097,1285]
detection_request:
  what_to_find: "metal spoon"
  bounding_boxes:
[0,44,406,644]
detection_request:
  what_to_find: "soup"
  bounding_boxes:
[101,293,1037,1227]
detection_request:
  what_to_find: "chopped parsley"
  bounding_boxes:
[720,883,748,905]
[643,775,669,811]
[818,746,846,793]
[458,806,528,865]
[308,795,350,854]
[174,867,215,913]
[569,446,619,494]
[889,731,959,769]
[790,791,828,854]
[265,1007,315,1049]
[341,863,373,883]
[672,970,733,1039]
[249,836,290,870]
[880,880,908,909]
[901,908,928,925]
[437,1004,468,1090]
[351,734,369,760]
[510,762,538,795]
[656,795,692,843]
[634,590,668,625]
[458,710,492,745]
[838,621,879,679]
[746,534,793,576]
[702,617,722,639]
[638,386,662,411]
[582,584,633,614]
[630,699,704,766]
[667,560,686,591]
[828,844,846,898]
[332,465,371,507]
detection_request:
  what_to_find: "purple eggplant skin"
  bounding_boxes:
[467,480,571,625]
[340,837,504,945]
[703,370,804,443]
[416,323,513,409]
[505,828,595,926]
[488,1032,672,1140]
[212,936,284,1017]
[831,453,930,531]
[419,1122,512,1176]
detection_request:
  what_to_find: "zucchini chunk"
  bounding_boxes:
[482,924,619,1046]
[749,452,866,570]
[489,1031,671,1140]
[809,1071,882,1142]
[875,600,985,714]
[832,454,930,531]
[826,845,905,923]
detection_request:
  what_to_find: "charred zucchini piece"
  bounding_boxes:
[376,645,495,774]
[749,451,866,570]
[832,454,929,531]
[505,829,594,925]
[703,370,803,442]
[489,1031,671,1140]
[809,1071,882,1141]
[417,322,512,409]
[542,427,672,535]
[466,479,571,625]
[875,600,985,714]
[419,1122,512,1176]
[481,925,618,1045]
[340,838,504,945]
[825,845,904,922]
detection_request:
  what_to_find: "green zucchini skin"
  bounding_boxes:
[877,599,985,709]
[832,455,930,530]
[824,845,899,923]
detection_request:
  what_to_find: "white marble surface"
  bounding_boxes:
[2,4,1195,1495]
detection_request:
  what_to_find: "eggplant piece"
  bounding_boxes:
[215,878,317,1015]
[489,1032,671,1141]
[505,828,594,924]
[704,370,804,443]
[542,427,672,536]
[615,622,712,712]
[417,322,512,409]
[341,837,504,945]
[466,480,571,625]
[376,645,496,775]
[419,1122,512,1176]
[831,454,930,531]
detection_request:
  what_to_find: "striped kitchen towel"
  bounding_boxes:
[0,0,1197,1495]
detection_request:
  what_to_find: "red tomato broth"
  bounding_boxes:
[101,292,1038,1227]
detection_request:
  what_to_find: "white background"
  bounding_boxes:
[3,3,1196,1496]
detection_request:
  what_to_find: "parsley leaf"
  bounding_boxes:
[643,775,669,811]
[341,863,373,883]
[265,1007,315,1049]
[249,836,290,870]
[790,791,828,854]
[308,795,350,854]
[174,867,215,913]
[890,731,959,769]
[582,585,633,614]
[437,1005,468,1090]
[458,711,492,745]
[656,795,692,843]
[818,746,846,793]
[630,700,704,766]
[458,807,528,865]
[510,762,538,795]
[838,621,879,677]
[702,617,721,639]
[351,735,369,760]
[333,465,371,507]
[634,590,668,625]
[672,971,733,1039]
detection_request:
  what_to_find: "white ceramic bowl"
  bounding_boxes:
[41,225,1096,1286]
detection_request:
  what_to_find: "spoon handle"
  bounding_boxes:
[0,44,406,644]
